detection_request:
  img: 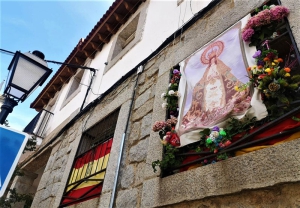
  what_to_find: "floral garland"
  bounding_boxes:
[242,5,289,46]
[151,69,182,172]
[153,69,181,147]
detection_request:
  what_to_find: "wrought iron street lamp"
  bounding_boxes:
[0,50,52,124]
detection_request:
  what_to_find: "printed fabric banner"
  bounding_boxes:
[176,21,268,146]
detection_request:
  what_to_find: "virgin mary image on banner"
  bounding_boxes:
[176,21,267,146]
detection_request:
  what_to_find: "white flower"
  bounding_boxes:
[269,4,275,8]
[175,91,181,97]
[168,90,175,95]
[169,83,172,87]
[161,92,166,99]
[162,103,168,109]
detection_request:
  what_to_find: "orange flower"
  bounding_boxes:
[277,58,283,62]
[258,65,263,69]
[284,67,291,72]
[247,67,251,71]
[263,57,270,62]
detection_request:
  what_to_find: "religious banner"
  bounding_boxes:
[176,20,268,146]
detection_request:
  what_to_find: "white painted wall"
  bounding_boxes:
[40,0,212,138]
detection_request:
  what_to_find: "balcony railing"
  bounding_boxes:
[23,109,53,139]
[162,104,300,176]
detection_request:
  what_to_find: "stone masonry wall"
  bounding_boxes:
[30,73,137,208]
[114,0,300,208]
[26,0,300,207]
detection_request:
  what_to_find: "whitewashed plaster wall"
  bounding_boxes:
[41,0,212,139]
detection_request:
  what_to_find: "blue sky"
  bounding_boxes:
[0,0,113,131]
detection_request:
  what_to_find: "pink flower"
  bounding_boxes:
[166,116,178,127]
[270,6,289,20]
[152,121,166,132]
[242,28,255,42]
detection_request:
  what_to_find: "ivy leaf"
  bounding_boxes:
[292,116,300,122]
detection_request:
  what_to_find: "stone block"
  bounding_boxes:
[116,188,138,208]
[40,183,53,202]
[129,138,148,162]
[129,121,141,145]
[69,197,99,208]
[37,170,51,191]
[132,98,154,121]
[120,164,135,189]
[138,77,156,95]
[146,67,159,79]
[50,182,61,197]
[138,72,146,85]
[134,87,152,110]
[140,113,152,139]
[98,191,112,208]
[135,162,146,186]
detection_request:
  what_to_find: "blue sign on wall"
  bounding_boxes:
[0,125,28,197]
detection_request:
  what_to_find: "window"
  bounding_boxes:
[155,0,300,177]
[111,13,140,61]
[60,109,120,207]
[65,69,84,100]
[105,3,148,73]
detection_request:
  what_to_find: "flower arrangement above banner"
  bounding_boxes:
[152,2,300,176]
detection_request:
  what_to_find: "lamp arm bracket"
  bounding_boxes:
[45,60,97,72]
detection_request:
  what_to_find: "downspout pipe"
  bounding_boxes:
[109,65,144,208]
[80,70,96,111]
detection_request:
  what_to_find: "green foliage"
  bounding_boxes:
[292,116,300,122]
[23,136,37,152]
[0,188,33,208]
[152,144,181,172]
[217,153,229,160]
[225,116,257,138]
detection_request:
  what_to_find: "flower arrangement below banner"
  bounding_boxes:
[242,5,289,46]
[200,126,231,153]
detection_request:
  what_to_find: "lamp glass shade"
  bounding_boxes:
[12,55,47,91]
[5,51,52,102]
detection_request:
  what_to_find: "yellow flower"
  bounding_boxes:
[274,59,278,63]
[265,68,271,73]
[272,62,276,66]
[285,73,291,77]
[161,140,168,145]
[234,86,239,91]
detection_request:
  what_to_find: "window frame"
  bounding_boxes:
[59,109,120,207]
[104,3,148,73]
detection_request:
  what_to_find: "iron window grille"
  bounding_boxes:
[23,109,53,139]
[60,108,120,207]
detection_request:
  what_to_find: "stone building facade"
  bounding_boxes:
[9,0,300,207]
